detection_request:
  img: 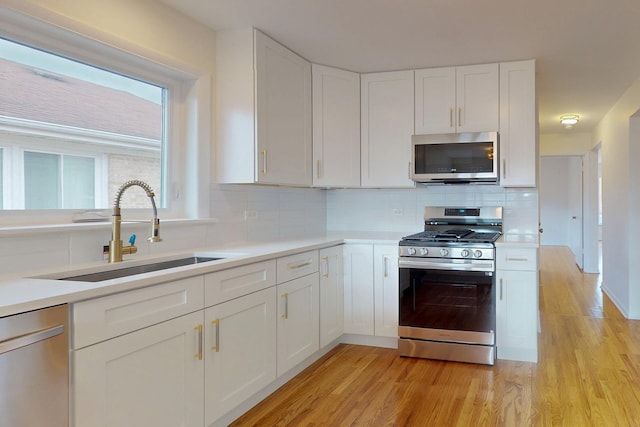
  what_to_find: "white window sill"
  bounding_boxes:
[0,218,219,237]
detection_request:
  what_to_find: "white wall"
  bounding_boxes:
[540,132,592,156]
[593,76,640,318]
[4,0,217,73]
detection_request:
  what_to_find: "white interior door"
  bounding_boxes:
[568,157,584,269]
[540,156,583,268]
[540,157,570,246]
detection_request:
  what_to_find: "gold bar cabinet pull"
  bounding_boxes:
[281,293,289,319]
[194,324,203,360]
[211,319,220,352]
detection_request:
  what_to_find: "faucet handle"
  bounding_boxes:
[129,234,137,246]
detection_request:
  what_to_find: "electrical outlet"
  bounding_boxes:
[392,208,404,216]
[244,210,258,220]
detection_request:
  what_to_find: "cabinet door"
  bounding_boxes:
[73,311,204,427]
[73,276,204,349]
[312,64,361,187]
[343,244,374,335]
[373,245,399,338]
[319,245,344,347]
[276,250,319,283]
[255,30,312,186]
[277,273,320,376]
[456,63,499,133]
[415,67,456,134]
[204,260,276,306]
[496,269,538,362]
[361,70,415,188]
[204,287,277,426]
[499,60,537,187]
[497,246,538,271]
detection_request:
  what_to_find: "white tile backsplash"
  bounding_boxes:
[0,233,70,276]
[0,182,536,277]
[327,185,538,233]
[211,184,327,242]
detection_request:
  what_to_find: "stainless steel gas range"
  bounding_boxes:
[398,207,503,365]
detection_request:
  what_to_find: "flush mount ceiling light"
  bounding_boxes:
[560,114,580,128]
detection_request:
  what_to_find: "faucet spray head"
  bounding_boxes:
[149,218,162,242]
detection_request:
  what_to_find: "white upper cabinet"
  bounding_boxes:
[414,67,456,134]
[499,60,537,187]
[216,28,312,186]
[361,70,415,188]
[312,64,361,187]
[415,64,499,134]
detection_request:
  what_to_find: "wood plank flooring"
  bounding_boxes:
[231,246,640,426]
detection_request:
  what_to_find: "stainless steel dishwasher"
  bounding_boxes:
[0,304,69,427]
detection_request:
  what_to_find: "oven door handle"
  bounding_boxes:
[399,258,494,272]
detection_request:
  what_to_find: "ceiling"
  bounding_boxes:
[158,0,640,135]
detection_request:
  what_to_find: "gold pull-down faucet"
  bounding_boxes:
[108,180,161,263]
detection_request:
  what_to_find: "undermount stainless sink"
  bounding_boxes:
[59,256,222,282]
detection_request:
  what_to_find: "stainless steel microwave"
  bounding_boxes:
[411,131,499,184]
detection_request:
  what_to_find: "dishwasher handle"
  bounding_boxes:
[0,324,65,355]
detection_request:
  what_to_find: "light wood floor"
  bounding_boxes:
[231,246,640,426]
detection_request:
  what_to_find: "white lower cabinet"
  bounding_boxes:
[343,243,399,338]
[496,246,539,362]
[373,244,399,338]
[343,244,375,334]
[69,246,343,426]
[319,245,344,347]
[276,273,320,376]
[73,311,204,427]
[204,287,277,426]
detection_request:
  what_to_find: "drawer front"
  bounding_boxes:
[276,250,319,283]
[496,247,538,271]
[204,260,276,306]
[72,276,204,349]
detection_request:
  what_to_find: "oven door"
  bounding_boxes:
[398,257,495,346]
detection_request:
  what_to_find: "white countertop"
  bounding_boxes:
[0,231,538,317]
[0,233,404,318]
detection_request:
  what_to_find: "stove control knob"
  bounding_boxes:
[440,248,449,256]
[419,248,429,256]
[461,249,470,258]
[474,250,483,258]
[407,248,416,255]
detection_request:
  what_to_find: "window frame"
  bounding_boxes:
[0,6,211,226]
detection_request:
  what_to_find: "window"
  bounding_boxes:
[0,37,165,210]
[23,151,96,209]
